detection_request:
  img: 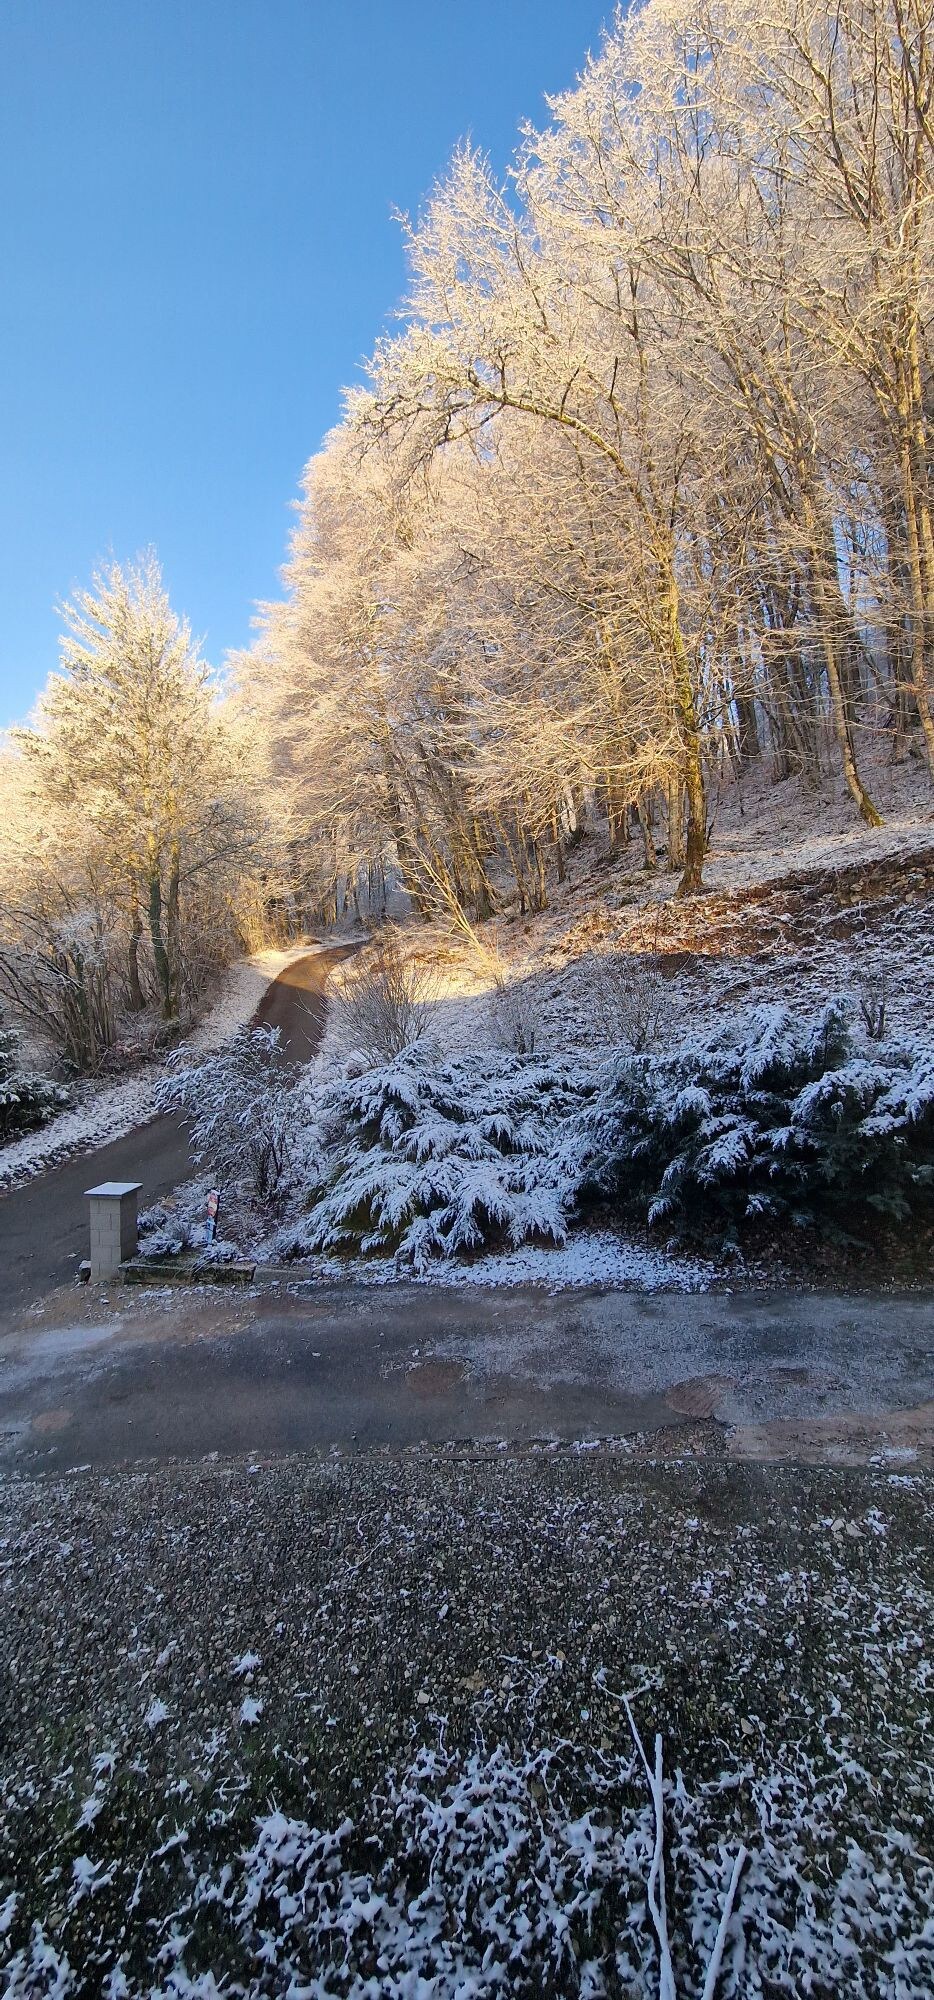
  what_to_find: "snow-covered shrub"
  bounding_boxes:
[563,1001,934,1241]
[157,1026,294,1203]
[851,954,888,1040]
[331,932,437,1060]
[0,1018,70,1144]
[273,1002,933,1266]
[137,1200,192,1257]
[280,1045,588,1266]
[136,1192,242,1259]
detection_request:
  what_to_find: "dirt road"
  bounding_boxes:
[0,947,356,1309]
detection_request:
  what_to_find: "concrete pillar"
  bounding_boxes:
[85,1181,142,1279]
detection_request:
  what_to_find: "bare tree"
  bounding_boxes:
[331,931,438,1061]
[245,0,934,935]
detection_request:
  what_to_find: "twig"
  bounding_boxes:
[622,1692,677,2000]
[600,1675,748,2000]
[700,1844,748,2000]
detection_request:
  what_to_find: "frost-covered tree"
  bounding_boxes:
[7,555,265,1039]
[158,1026,294,1202]
[249,0,934,926]
[0,739,122,1069]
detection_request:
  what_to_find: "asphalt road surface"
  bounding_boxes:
[252,944,359,1057]
[0,946,357,1310]
[1,1279,932,1472]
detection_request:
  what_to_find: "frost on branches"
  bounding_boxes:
[564,1001,934,1242]
[0,1018,69,1146]
[279,1046,587,1267]
[157,1027,296,1205]
[278,1001,934,1265]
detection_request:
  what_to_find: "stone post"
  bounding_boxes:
[85,1181,142,1279]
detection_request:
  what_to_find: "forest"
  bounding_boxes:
[248,0,934,919]
[2,0,934,1072]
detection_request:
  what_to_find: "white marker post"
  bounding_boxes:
[85,1181,142,1279]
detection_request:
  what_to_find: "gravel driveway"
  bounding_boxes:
[1,1446,931,1995]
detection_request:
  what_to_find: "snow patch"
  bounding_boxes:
[306,1229,713,1293]
[186,946,315,1054]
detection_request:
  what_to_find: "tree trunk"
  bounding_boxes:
[126,897,145,1011]
[551,810,566,883]
[165,839,181,1018]
[665,573,707,894]
[637,796,657,870]
[803,493,883,826]
[666,778,685,869]
[896,395,934,770]
[147,868,173,1020]
[735,691,761,767]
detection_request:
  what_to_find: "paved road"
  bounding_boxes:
[1,1280,932,1472]
[0,947,357,1309]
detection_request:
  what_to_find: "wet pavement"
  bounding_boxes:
[2,941,932,1474]
[1,1278,932,1472]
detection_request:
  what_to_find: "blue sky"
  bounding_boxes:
[0,0,611,726]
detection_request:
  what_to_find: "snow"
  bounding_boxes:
[69,1853,115,1901]
[186,946,316,1054]
[75,1794,105,1831]
[7,1724,930,1996]
[232,1651,262,1678]
[304,1229,714,1293]
[393,769,934,1077]
[2,1455,931,1996]
[274,983,932,1279]
[279,1044,587,1268]
[0,1072,159,1194]
[0,946,313,1194]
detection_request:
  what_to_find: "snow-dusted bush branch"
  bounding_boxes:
[563,1001,934,1244]
[157,1026,294,1203]
[489,978,541,1056]
[276,1000,934,1264]
[587,948,671,1056]
[0,1017,70,1144]
[279,1045,588,1267]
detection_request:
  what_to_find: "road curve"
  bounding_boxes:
[0,946,358,1312]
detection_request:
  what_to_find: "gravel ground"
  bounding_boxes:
[1,1446,932,1996]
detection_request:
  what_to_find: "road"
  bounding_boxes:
[1,1278,932,1472]
[0,946,357,1309]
